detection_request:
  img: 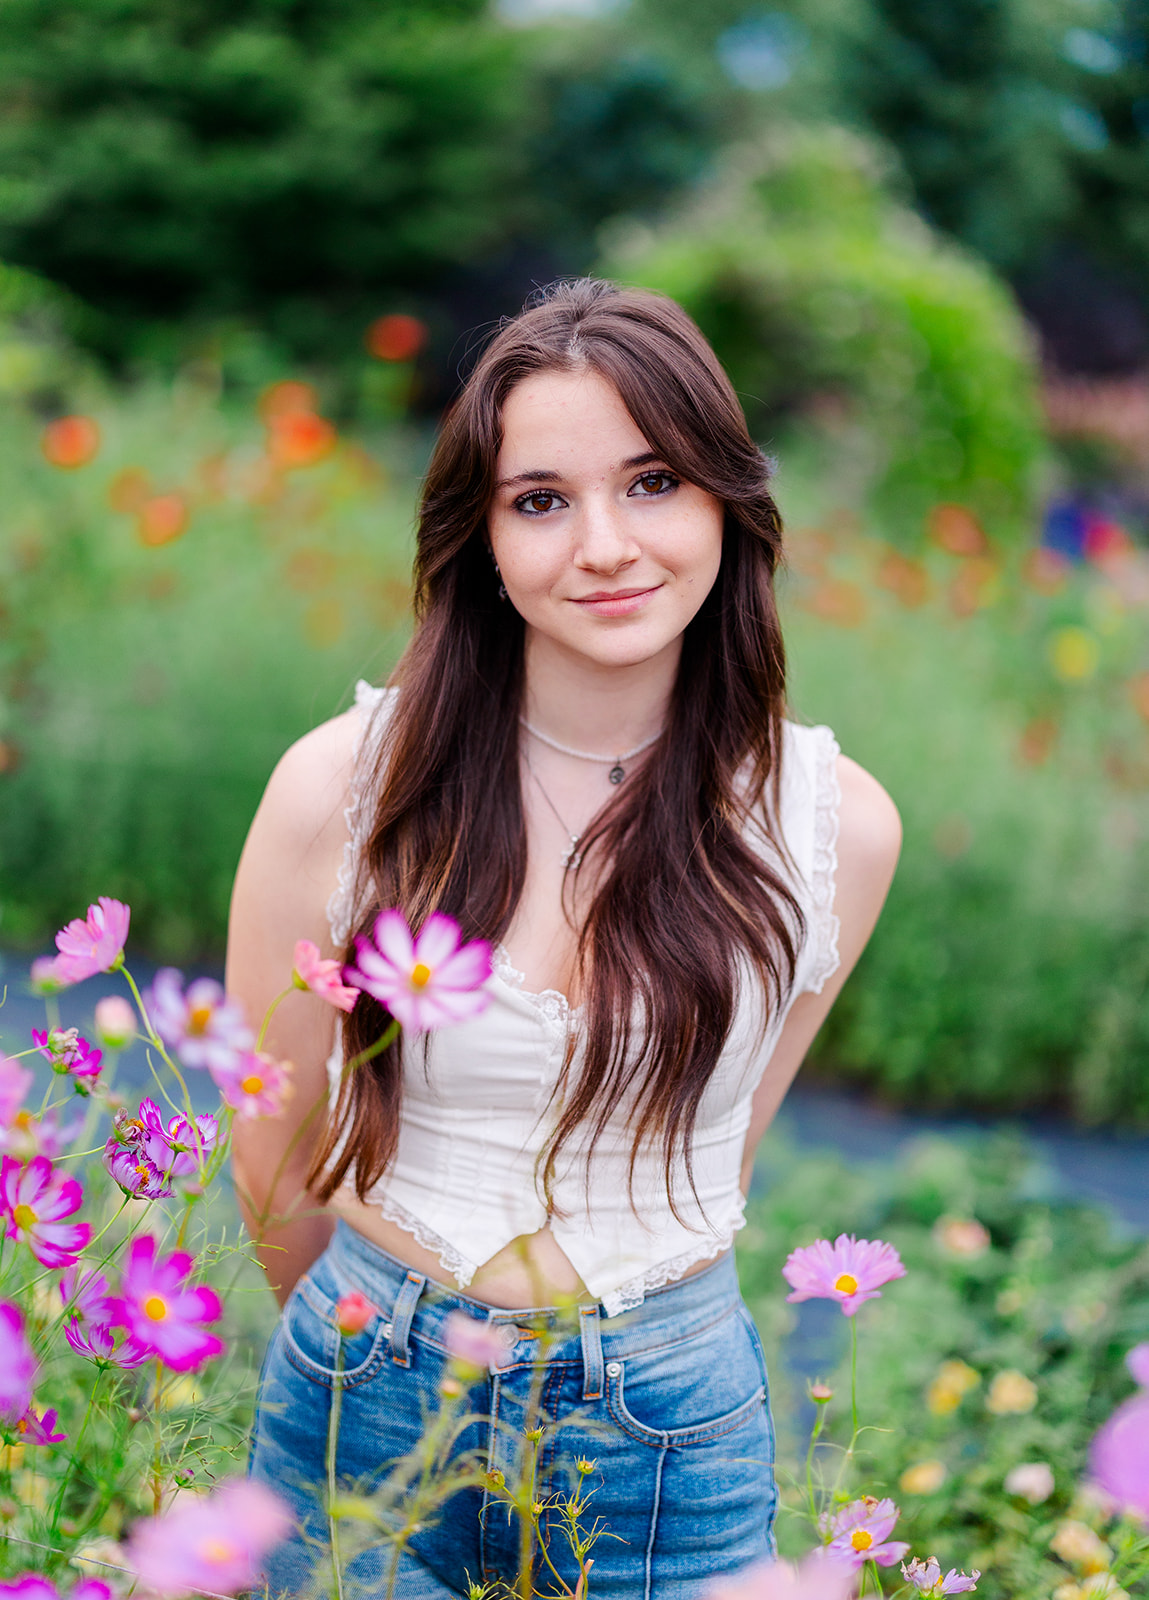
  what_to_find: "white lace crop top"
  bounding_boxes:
[325,680,841,1317]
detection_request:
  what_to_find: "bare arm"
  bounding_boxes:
[739,754,901,1193]
[226,709,359,1306]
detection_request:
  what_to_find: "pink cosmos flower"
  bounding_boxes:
[335,1291,376,1336]
[46,897,130,986]
[902,1557,980,1595]
[0,1155,90,1268]
[0,1580,112,1600]
[211,1050,293,1118]
[782,1236,907,1317]
[64,1318,151,1369]
[1,1107,82,1162]
[147,969,253,1074]
[826,1498,911,1570]
[60,1263,114,1323]
[137,1100,218,1179]
[0,1055,32,1126]
[11,1403,67,1445]
[1091,1389,1149,1523]
[108,1235,225,1371]
[32,1028,103,1089]
[103,1138,173,1200]
[0,1302,36,1415]
[345,909,493,1033]
[126,1477,293,1596]
[30,957,67,996]
[706,1554,856,1600]
[93,994,136,1049]
[293,939,358,1012]
[444,1310,514,1371]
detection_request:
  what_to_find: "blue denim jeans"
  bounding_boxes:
[248,1221,776,1599]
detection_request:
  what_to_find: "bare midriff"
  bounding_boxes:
[327,1192,722,1309]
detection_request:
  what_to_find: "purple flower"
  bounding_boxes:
[345,909,493,1033]
[137,1099,218,1179]
[44,897,130,987]
[126,1477,293,1596]
[12,1403,67,1445]
[108,1235,225,1372]
[64,1318,151,1369]
[825,1498,911,1570]
[32,1029,103,1091]
[60,1263,115,1323]
[1091,1389,1149,1524]
[1126,1343,1149,1389]
[0,1055,32,1126]
[444,1310,515,1372]
[782,1236,907,1317]
[211,1051,293,1119]
[902,1557,980,1595]
[0,1302,36,1415]
[103,1138,173,1200]
[0,1580,112,1600]
[147,969,253,1074]
[0,1155,90,1268]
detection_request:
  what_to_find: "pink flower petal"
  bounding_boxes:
[412,911,465,970]
[371,908,416,972]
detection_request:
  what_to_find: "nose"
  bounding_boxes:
[572,492,640,575]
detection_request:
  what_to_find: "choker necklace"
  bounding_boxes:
[520,718,663,785]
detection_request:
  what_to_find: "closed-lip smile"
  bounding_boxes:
[572,585,661,615]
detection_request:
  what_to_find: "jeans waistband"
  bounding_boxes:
[325,1219,743,1363]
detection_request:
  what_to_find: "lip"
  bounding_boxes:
[571,585,661,617]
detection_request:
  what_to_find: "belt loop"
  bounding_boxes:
[579,1303,604,1401]
[389,1270,426,1368]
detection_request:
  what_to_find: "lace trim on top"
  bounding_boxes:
[327,680,390,949]
[602,1199,749,1318]
[491,943,578,1034]
[807,725,842,995]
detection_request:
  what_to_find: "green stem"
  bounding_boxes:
[805,1403,827,1523]
[327,1343,346,1600]
[850,1317,859,1439]
[48,1375,102,1537]
[256,987,294,1052]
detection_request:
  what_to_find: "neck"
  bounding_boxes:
[522,630,679,755]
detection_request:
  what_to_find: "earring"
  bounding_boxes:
[490,550,508,602]
[498,582,508,601]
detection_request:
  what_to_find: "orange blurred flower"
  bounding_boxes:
[267,411,337,470]
[928,503,989,558]
[107,466,151,513]
[136,494,189,548]
[366,314,427,363]
[876,550,931,608]
[258,380,318,421]
[807,579,867,627]
[1128,672,1149,725]
[41,415,100,469]
[0,740,21,775]
[948,557,1000,617]
[1018,718,1059,766]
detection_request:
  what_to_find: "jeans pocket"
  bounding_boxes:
[280,1272,393,1389]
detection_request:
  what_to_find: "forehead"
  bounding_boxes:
[496,367,652,473]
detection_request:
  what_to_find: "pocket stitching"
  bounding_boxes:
[281,1277,392,1389]
[606,1364,767,1449]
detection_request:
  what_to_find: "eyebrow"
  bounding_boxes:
[493,451,665,492]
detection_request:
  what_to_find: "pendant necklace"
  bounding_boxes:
[519,718,663,786]
[525,759,585,869]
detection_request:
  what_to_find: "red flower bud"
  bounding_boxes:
[335,1291,375,1337]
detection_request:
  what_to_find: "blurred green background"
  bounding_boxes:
[3,0,1149,1125]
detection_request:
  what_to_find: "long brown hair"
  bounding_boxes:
[309,278,804,1212]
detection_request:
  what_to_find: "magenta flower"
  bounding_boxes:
[706,1552,856,1600]
[444,1310,514,1371]
[0,1055,32,1126]
[902,1558,980,1595]
[782,1235,907,1317]
[293,939,358,1012]
[0,1155,90,1268]
[12,1403,67,1445]
[0,1302,36,1415]
[108,1235,225,1371]
[1091,1388,1149,1523]
[126,1477,292,1596]
[93,994,136,1049]
[345,909,492,1033]
[32,1028,103,1090]
[65,1317,151,1369]
[45,897,130,986]
[335,1291,376,1336]
[0,1580,112,1600]
[60,1263,114,1323]
[138,1099,218,1179]
[826,1498,910,1570]
[211,1051,293,1119]
[103,1138,173,1200]
[147,969,253,1074]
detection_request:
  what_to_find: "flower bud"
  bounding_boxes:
[335,1291,375,1337]
[810,1380,833,1403]
[94,995,137,1050]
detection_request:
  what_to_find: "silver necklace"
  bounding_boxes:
[525,759,584,869]
[520,718,663,785]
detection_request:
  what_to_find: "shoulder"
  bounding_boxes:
[835,753,902,882]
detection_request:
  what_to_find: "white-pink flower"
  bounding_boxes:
[444,1310,514,1371]
[344,909,492,1033]
[0,1155,90,1268]
[126,1478,293,1596]
[147,969,253,1074]
[94,995,137,1049]
[45,897,130,986]
[0,1055,32,1127]
[825,1498,910,1570]
[292,940,358,1012]
[782,1235,907,1317]
[211,1051,293,1119]
[707,1552,856,1600]
[1127,1343,1149,1389]
[901,1557,980,1595]
[0,1301,37,1415]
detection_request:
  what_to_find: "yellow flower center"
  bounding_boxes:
[13,1111,31,1129]
[200,1538,238,1565]
[12,1204,37,1231]
[835,1273,859,1295]
[143,1294,168,1321]
[241,1074,264,1095]
[187,1004,213,1035]
[15,1419,27,1434]
[410,962,432,989]
[851,1530,874,1552]
[135,1163,151,1178]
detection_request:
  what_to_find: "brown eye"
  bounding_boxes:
[515,490,562,516]
[632,471,677,496]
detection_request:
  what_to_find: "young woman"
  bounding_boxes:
[229,278,901,1600]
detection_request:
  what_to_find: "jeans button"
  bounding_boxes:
[382,1322,394,1340]
[606,1361,621,1377]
